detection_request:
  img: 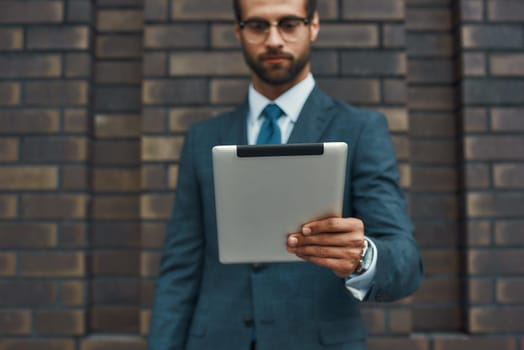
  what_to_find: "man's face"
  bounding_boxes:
[235,0,319,88]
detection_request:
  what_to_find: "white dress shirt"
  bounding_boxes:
[245,74,377,301]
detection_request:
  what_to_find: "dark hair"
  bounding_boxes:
[233,0,317,22]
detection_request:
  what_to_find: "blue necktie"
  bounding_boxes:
[256,103,284,144]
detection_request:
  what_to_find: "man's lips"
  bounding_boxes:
[261,54,292,64]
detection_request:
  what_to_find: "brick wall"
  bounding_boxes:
[0,0,523,349]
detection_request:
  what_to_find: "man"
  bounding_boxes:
[148,0,423,349]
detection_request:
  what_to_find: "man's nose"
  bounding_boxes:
[265,24,284,47]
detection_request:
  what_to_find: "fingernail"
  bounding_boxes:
[302,227,311,235]
[288,236,298,246]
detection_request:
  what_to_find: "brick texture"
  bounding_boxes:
[0,0,523,348]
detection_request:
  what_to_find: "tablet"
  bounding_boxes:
[212,142,348,263]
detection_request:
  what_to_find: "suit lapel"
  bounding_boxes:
[287,86,336,144]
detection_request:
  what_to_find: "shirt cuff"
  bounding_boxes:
[344,237,378,301]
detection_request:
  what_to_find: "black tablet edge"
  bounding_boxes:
[236,143,324,157]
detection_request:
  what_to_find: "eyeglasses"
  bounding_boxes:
[239,16,311,44]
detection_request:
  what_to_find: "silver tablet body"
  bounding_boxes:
[212,142,348,263]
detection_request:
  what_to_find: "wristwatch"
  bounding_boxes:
[354,238,373,275]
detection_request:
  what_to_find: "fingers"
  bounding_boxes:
[287,232,363,248]
[302,217,364,236]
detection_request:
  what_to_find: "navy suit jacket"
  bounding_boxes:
[148,87,423,350]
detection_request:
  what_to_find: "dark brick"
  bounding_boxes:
[411,166,457,191]
[0,28,23,50]
[35,310,85,335]
[0,166,58,190]
[140,194,173,220]
[495,220,524,245]
[170,52,248,76]
[465,163,490,189]
[464,107,488,132]
[410,139,457,164]
[20,252,85,277]
[469,278,494,304]
[469,192,524,217]
[469,249,524,274]
[494,164,524,189]
[462,25,524,49]
[145,0,168,21]
[80,335,146,350]
[210,79,250,104]
[0,54,61,78]
[383,24,405,48]
[465,136,524,160]
[414,221,459,248]
[90,307,140,333]
[0,138,18,162]
[92,195,139,220]
[362,309,386,334]
[410,194,458,219]
[141,136,184,161]
[434,336,516,350]
[211,24,239,49]
[60,281,86,306]
[143,79,208,105]
[141,223,165,249]
[65,53,92,78]
[95,87,142,112]
[461,0,484,22]
[341,52,406,76]
[96,35,143,58]
[470,306,524,332]
[0,82,20,106]
[172,0,232,20]
[94,140,140,165]
[142,108,168,133]
[0,281,56,307]
[22,137,87,162]
[463,53,487,77]
[141,252,161,277]
[0,1,63,24]
[492,108,524,131]
[67,0,93,23]
[64,108,88,133]
[490,54,524,76]
[142,165,167,190]
[144,24,207,49]
[488,0,524,22]
[24,81,88,106]
[409,112,456,137]
[408,59,454,83]
[94,169,140,192]
[368,338,428,350]
[95,114,141,138]
[27,26,89,49]
[384,79,406,104]
[0,253,16,276]
[0,340,74,350]
[464,79,524,105]
[0,109,60,134]
[91,279,141,304]
[0,223,56,248]
[59,223,87,248]
[407,33,453,57]
[97,10,143,32]
[413,306,462,332]
[0,195,17,219]
[343,0,404,20]
[388,309,412,334]
[311,51,339,75]
[317,78,381,104]
[91,251,139,276]
[62,165,88,191]
[22,194,87,219]
[0,311,31,335]
[144,52,168,77]
[406,8,452,30]
[95,62,142,84]
[497,278,524,304]
[413,277,460,302]
[467,220,492,246]
[316,24,378,48]
[408,86,457,110]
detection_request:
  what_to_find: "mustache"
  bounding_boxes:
[259,50,293,60]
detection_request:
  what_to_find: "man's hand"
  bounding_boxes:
[286,217,365,278]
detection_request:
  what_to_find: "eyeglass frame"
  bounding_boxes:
[238,16,312,43]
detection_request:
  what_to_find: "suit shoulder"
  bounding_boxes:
[187,107,243,135]
[327,96,388,128]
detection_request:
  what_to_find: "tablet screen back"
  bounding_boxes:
[212,142,347,263]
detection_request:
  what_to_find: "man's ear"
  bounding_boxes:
[309,11,320,42]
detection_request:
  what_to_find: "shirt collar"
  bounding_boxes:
[248,73,315,125]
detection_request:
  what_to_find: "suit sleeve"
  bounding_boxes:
[148,127,204,350]
[350,112,423,302]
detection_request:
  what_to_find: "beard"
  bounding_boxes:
[242,46,311,86]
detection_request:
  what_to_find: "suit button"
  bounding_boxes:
[243,317,254,328]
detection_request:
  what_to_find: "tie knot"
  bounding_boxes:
[262,103,283,122]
